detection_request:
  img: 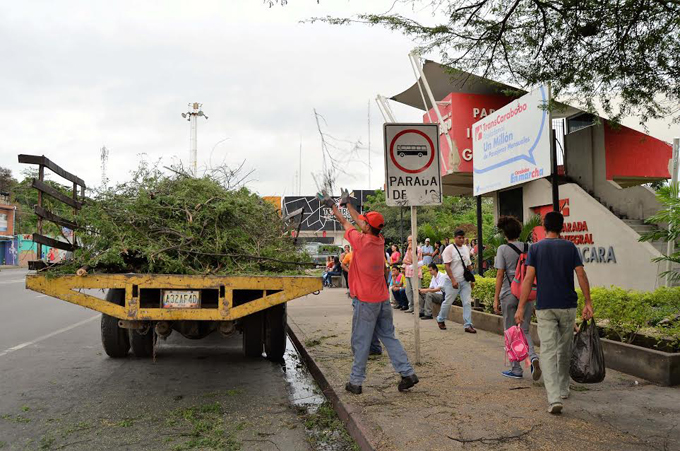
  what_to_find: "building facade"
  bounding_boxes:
[391,61,672,291]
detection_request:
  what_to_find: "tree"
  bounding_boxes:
[0,166,16,194]
[314,0,680,125]
[640,183,680,282]
[363,190,494,245]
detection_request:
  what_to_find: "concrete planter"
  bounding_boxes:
[432,304,680,386]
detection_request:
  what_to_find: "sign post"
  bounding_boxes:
[384,123,441,364]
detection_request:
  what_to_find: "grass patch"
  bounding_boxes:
[226,389,243,397]
[0,441,6,449]
[170,402,241,451]
[304,335,338,348]
[302,402,358,451]
[570,384,590,392]
[21,406,30,412]
[117,418,134,428]
[1,414,30,424]
[39,435,55,450]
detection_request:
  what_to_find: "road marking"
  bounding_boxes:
[0,315,100,358]
[0,278,25,285]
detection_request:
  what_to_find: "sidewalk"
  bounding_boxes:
[288,288,680,451]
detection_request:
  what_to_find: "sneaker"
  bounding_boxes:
[419,312,425,318]
[398,374,419,392]
[420,315,433,320]
[548,403,563,414]
[560,389,570,399]
[501,370,523,379]
[531,359,542,381]
[345,382,362,395]
[405,309,414,313]
[464,326,477,334]
[437,321,447,330]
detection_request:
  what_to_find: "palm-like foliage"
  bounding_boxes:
[482,215,542,263]
[640,183,680,282]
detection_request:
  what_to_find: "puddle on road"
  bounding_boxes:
[281,337,325,413]
[281,337,357,451]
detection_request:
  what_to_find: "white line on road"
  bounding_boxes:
[0,315,100,358]
[0,278,25,285]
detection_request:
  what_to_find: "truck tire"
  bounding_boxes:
[242,312,263,358]
[264,304,287,361]
[101,289,129,358]
[129,329,155,358]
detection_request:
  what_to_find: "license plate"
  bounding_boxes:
[162,290,201,309]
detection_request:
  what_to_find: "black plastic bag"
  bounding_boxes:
[570,319,606,383]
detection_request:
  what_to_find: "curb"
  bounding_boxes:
[286,323,378,451]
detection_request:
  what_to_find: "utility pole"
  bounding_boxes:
[299,140,303,195]
[100,145,109,188]
[181,103,208,176]
[368,100,371,189]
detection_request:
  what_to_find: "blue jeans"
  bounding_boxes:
[392,288,408,308]
[350,299,415,385]
[352,299,382,354]
[322,271,341,286]
[436,279,473,327]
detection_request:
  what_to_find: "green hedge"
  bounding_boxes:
[420,266,496,313]
[577,286,680,348]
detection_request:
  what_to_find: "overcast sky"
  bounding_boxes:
[1,1,677,198]
[0,0,433,197]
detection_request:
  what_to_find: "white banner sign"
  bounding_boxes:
[472,85,552,195]
[384,123,442,206]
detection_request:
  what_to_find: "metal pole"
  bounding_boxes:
[410,205,421,364]
[476,196,484,276]
[400,207,404,251]
[551,127,559,211]
[190,110,198,176]
[37,163,44,260]
[666,137,680,287]
[368,100,371,189]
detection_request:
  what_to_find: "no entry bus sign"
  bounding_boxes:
[384,123,442,206]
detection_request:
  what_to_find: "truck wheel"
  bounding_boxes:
[129,329,155,358]
[101,289,129,358]
[242,312,263,358]
[264,304,287,361]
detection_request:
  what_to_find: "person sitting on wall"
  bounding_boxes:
[419,263,450,320]
[322,256,343,288]
[390,266,408,310]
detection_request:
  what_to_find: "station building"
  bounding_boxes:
[390,60,673,291]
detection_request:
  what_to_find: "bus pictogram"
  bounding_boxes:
[396,144,428,158]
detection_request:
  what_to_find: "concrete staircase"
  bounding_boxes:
[622,219,667,254]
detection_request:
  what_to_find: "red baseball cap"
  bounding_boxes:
[359,211,385,230]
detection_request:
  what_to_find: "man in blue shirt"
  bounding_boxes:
[516,211,593,415]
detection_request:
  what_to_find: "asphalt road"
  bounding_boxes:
[0,268,315,451]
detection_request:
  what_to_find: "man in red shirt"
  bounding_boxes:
[319,189,418,394]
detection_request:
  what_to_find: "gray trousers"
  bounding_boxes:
[501,293,538,375]
[422,292,443,316]
[537,308,576,405]
[405,276,422,312]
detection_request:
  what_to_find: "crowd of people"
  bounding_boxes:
[319,190,594,415]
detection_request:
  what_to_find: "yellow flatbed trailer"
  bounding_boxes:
[26,273,322,360]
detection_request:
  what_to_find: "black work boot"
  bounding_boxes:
[398,374,419,392]
[345,382,362,394]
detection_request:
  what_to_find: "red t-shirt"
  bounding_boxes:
[345,228,388,303]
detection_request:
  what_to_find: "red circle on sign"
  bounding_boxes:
[389,129,436,174]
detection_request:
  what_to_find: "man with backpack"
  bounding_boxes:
[493,216,540,380]
[516,211,594,414]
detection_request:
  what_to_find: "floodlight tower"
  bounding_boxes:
[181,102,208,176]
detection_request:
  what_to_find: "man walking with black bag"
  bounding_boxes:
[516,211,594,414]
